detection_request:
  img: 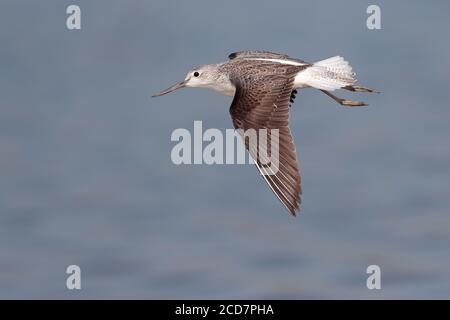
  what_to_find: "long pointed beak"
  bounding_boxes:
[152,80,187,97]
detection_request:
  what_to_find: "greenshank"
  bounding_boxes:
[153,51,378,216]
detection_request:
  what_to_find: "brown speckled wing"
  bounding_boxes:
[228,50,290,60]
[229,74,302,215]
[228,50,308,65]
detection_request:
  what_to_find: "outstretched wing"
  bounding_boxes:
[228,51,307,65]
[229,74,302,215]
[229,50,290,60]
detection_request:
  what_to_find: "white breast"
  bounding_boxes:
[210,80,236,96]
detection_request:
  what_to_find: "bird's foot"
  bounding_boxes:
[340,99,368,107]
[344,85,380,93]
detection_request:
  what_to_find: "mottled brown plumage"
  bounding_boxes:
[222,56,307,215]
[229,74,302,215]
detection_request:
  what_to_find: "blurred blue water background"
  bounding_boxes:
[0,0,449,298]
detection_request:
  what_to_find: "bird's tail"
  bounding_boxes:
[296,56,357,91]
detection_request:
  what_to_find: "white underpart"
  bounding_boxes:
[294,56,357,91]
[243,58,308,66]
[210,82,236,96]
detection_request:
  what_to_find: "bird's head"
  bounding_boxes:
[152,64,221,97]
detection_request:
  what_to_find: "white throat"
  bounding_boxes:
[189,79,235,96]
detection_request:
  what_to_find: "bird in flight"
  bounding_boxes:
[153,51,378,216]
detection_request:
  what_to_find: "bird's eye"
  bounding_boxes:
[193,71,200,77]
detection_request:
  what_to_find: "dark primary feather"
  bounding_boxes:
[228,72,302,215]
[289,89,298,106]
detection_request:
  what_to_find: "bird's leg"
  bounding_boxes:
[320,90,368,107]
[343,85,380,93]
